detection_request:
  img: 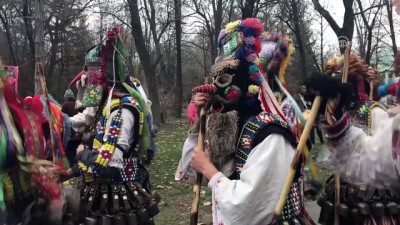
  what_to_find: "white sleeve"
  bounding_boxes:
[70,107,96,134]
[175,133,199,184]
[320,111,400,186]
[107,108,135,169]
[207,134,295,225]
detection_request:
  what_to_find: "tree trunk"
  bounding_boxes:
[0,14,18,65]
[174,0,183,118]
[385,0,397,58]
[34,0,45,95]
[242,0,256,19]
[312,0,354,54]
[127,0,162,126]
[23,0,35,63]
[320,16,324,70]
[291,0,307,77]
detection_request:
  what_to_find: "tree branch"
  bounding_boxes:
[312,0,341,34]
[93,11,132,29]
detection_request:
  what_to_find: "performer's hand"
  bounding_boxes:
[191,146,218,180]
[76,144,85,154]
[53,168,73,183]
[192,92,211,116]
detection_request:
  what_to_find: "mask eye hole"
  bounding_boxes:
[213,73,234,88]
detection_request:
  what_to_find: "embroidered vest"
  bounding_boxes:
[236,112,303,223]
[81,96,144,183]
[236,112,291,174]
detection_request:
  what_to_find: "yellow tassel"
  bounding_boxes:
[279,41,295,84]
[95,156,102,164]
[225,20,241,33]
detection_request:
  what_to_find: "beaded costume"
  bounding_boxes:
[68,27,159,225]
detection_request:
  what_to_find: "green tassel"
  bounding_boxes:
[0,174,4,211]
[122,82,151,162]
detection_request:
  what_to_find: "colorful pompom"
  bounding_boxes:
[224,85,242,102]
[249,65,259,74]
[250,72,263,84]
[240,18,263,36]
[245,93,257,106]
[248,85,259,94]
[225,20,241,33]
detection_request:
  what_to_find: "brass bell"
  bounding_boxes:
[99,215,112,225]
[337,203,350,216]
[136,208,151,224]
[84,217,98,225]
[371,202,385,216]
[146,199,160,217]
[113,213,126,225]
[357,202,370,215]
[351,207,361,222]
[126,211,139,225]
[386,202,398,215]
[151,190,161,204]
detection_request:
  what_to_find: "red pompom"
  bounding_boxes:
[225,86,242,102]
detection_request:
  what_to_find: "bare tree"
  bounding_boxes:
[383,0,397,57]
[190,0,224,64]
[127,0,162,126]
[174,0,183,117]
[355,0,384,64]
[312,0,355,53]
[34,0,45,94]
[0,2,18,65]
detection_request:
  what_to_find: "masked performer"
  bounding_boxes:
[0,65,67,224]
[64,26,159,225]
[176,19,314,225]
[308,53,400,225]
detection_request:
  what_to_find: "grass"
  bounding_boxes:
[149,117,212,225]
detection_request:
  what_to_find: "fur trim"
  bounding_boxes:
[205,111,239,177]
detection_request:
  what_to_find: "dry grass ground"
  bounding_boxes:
[149,118,212,225]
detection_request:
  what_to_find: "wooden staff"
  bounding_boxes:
[190,84,216,225]
[272,95,322,220]
[190,107,207,225]
[36,63,57,163]
[334,41,352,225]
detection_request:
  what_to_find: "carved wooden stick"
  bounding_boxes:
[272,96,322,220]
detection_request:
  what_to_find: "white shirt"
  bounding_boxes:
[176,133,296,225]
[318,108,400,187]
